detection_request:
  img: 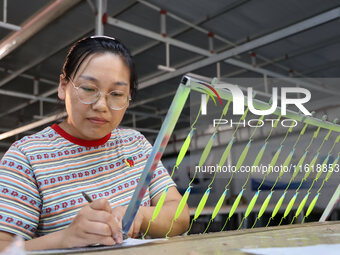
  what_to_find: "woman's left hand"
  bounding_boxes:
[111,206,145,238]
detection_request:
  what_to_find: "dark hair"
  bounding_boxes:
[62,36,138,99]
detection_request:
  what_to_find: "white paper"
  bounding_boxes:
[27,238,167,254]
[0,236,26,255]
[241,243,340,255]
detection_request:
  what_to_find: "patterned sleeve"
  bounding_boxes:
[140,135,176,200]
[0,145,41,240]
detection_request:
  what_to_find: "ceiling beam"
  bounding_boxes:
[130,0,248,57]
[0,26,93,88]
[223,58,340,95]
[0,88,59,103]
[1,4,340,139]
[0,66,59,86]
[138,7,340,90]
[0,21,21,31]
[0,112,67,141]
[0,0,82,60]
[0,0,139,117]
[137,0,247,47]
[106,16,209,57]
[137,1,340,86]
[106,7,340,95]
[0,11,340,117]
[2,2,337,113]
[220,35,340,79]
[0,87,59,118]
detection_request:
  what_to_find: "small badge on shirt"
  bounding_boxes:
[125,157,134,167]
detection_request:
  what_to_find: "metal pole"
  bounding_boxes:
[132,113,136,129]
[107,8,340,96]
[39,101,44,117]
[160,9,166,37]
[95,0,105,35]
[0,87,59,118]
[0,21,21,31]
[319,184,340,222]
[217,62,221,79]
[264,74,268,93]
[0,88,59,103]
[139,7,340,90]
[0,27,93,88]
[225,59,340,96]
[166,43,170,67]
[106,15,340,95]
[3,0,7,23]
[122,80,191,234]
[0,112,67,141]
[137,0,336,83]
[0,0,20,31]
[208,32,214,53]
[137,0,235,47]
[33,79,39,96]
[0,0,82,60]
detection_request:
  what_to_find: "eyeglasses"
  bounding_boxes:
[69,79,131,110]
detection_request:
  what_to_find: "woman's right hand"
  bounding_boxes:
[60,198,123,248]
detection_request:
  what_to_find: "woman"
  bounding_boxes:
[0,36,189,250]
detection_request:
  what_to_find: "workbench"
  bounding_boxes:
[29,221,340,255]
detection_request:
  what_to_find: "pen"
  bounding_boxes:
[81,191,128,240]
[82,191,93,203]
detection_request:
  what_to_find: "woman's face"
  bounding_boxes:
[58,52,130,140]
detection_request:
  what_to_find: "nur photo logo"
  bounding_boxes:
[200,83,312,116]
[198,82,312,128]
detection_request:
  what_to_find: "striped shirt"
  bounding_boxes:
[0,124,175,240]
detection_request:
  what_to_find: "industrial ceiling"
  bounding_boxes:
[0,0,339,153]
